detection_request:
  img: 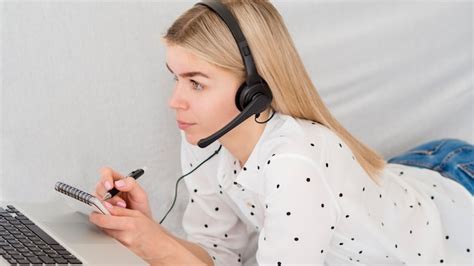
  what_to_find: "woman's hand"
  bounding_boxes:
[95,166,152,218]
[89,202,172,264]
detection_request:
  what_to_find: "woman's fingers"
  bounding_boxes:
[89,204,140,230]
[107,196,127,208]
[95,167,125,198]
[113,177,148,202]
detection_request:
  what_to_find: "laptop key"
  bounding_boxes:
[39,255,55,264]
[25,224,59,245]
[68,258,83,264]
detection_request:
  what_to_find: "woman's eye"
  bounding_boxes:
[190,80,204,91]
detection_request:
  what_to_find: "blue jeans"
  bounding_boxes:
[387,138,474,196]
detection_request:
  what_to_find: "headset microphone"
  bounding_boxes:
[198,89,271,147]
[196,0,273,148]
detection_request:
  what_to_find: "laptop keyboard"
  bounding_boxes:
[0,205,82,265]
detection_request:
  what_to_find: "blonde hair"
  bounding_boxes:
[163,0,386,185]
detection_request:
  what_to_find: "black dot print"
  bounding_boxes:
[330,226,335,230]
[233,182,238,185]
[359,250,363,254]
[277,262,281,266]
[339,193,343,197]
[445,235,449,240]
[433,184,437,187]
[250,212,254,216]
[351,238,355,241]
[234,170,237,175]
[224,234,228,238]
[381,222,384,226]
[215,207,219,211]
[204,224,208,228]
[267,160,271,165]
[243,167,247,171]
[238,258,241,262]
[418,253,421,256]
[321,203,325,208]
[310,143,315,147]
[212,256,216,260]
[379,194,382,198]
[276,184,280,189]
[440,259,444,263]
[395,244,398,248]
[266,204,268,209]
[410,205,413,208]
[294,237,299,241]
[362,187,365,192]
[321,249,324,253]
[306,177,311,182]
[400,171,404,175]
[325,163,329,167]
[219,190,223,194]
[339,143,342,148]
[194,189,198,193]
[213,244,218,248]
[431,196,435,200]
[190,198,194,203]
[410,230,413,234]
[339,242,344,246]
[467,248,470,252]
[286,212,291,216]
[257,165,260,170]
[190,163,193,167]
[345,215,350,218]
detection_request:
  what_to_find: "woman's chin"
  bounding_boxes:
[184,133,200,146]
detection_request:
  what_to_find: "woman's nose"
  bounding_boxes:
[168,85,189,110]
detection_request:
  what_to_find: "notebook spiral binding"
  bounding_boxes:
[55,182,93,205]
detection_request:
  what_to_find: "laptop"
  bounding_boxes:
[0,201,147,265]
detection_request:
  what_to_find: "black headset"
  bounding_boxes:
[196,0,274,148]
[160,0,274,224]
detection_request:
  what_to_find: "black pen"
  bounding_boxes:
[103,167,147,201]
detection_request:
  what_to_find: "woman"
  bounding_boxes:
[89,1,473,265]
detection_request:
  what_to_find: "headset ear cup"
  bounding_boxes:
[235,83,248,112]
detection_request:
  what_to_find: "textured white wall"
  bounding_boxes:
[1,0,472,237]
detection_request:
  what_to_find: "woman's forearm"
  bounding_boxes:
[150,228,214,266]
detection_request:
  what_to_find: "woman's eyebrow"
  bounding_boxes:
[166,63,210,79]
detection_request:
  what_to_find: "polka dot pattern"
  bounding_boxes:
[179,112,473,265]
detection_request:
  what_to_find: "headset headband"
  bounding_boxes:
[195,0,260,86]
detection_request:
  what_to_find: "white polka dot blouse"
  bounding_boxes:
[179,112,473,265]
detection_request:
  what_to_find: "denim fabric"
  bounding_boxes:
[388,138,474,196]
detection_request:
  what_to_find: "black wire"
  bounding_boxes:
[255,108,275,124]
[159,144,222,224]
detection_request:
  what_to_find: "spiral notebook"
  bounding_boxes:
[55,181,110,215]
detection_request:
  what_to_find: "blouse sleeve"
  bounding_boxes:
[257,154,341,265]
[180,135,250,265]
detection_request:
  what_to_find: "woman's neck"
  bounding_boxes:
[219,110,271,167]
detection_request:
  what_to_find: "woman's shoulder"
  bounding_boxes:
[260,113,348,162]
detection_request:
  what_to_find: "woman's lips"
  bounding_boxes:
[177,120,195,130]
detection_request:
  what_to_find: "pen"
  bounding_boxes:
[102,167,147,201]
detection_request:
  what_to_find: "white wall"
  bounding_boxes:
[1,0,472,236]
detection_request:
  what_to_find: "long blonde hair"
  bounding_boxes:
[163,0,386,185]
